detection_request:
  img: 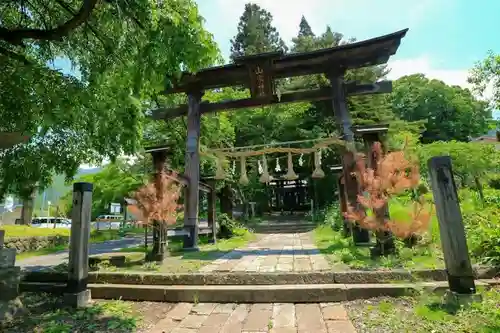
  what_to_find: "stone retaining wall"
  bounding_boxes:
[3,235,69,253]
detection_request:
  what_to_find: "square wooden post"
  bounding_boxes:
[183,89,204,250]
[337,175,351,236]
[328,71,370,244]
[205,179,217,244]
[65,182,93,308]
[353,125,395,255]
[428,156,480,302]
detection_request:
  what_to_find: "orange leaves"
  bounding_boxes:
[344,142,431,238]
[134,171,183,226]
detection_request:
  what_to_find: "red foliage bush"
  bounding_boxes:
[344,142,432,239]
[133,171,183,226]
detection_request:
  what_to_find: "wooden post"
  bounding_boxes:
[183,89,203,250]
[220,184,233,219]
[206,179,217,244]
[65,182,92,308]
[337,175,351,236]
[428,156,477,296]
[328,72,370,244]
[357,127,395,255]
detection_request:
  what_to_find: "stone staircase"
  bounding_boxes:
[249,216,317,234]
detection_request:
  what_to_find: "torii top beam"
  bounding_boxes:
[163,29,408,94]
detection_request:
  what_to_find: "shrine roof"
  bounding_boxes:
[164,28,408,94]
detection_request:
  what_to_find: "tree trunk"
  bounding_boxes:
[147,220,168,262]
[20,190,36,225]
[474,176,484,204]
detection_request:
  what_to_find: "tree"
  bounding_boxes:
[230,3,287,59]
[390,74,491,143]
[298,16,314,38]
[72,161,145,219]
[134,171,182,261]
[0,0,219,217]
[468,51,500,109]
[345,143,431,249]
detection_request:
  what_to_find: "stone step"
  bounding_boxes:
[26,280,495,303]
[251,225,317,233]
[22,268,500,286]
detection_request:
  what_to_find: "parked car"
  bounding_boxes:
[31,217,72,228]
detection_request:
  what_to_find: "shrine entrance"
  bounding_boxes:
[269,179,310,213]
[151,28,409,249]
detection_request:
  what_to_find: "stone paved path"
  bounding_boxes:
[148,302,357,333]
[200,233,330,273]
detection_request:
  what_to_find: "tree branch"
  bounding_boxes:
[0,0,99,45]
[0,46,31,65]
[54,0,113,54]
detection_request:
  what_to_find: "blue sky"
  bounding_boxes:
[197,0,500,102]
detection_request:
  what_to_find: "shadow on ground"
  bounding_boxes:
[1,293,138,333]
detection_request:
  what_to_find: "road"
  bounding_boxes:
[17,236,152,271]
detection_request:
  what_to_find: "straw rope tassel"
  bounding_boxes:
[259,155,272,183]
[284,152,298,180]
[312,150,325,178]
[215,153,226,180]
[239,156,249,185]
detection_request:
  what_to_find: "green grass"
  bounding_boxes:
[105,227,256,273]
[346,288,500,333]
[16,244,68,260]
[1,293,141,333]
[1,225,70,238]
[2,225,145,240]
[10,228,145,260]
[313,225,444,270]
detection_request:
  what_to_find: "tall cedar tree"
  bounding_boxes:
[298,16,314,37]
[230,3,287,60]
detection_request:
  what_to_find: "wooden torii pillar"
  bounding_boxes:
[353,124,396,255]
[327,71,370,245]
[183,89,204,250]
[330,165,351,237]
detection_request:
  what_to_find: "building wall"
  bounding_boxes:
[0,206,22,225]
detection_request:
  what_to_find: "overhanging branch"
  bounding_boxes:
[0,0,99,45]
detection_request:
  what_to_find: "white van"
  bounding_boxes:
[31,217,72,229]
[92,215,124,230]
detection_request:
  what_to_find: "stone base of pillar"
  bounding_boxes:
[182,225,199,251]
[0,266,21,301]
[0,297,23,322]
[444,290,482,308]
[352,226,370,244]
[63,289,91,308]
[0,263,22,322]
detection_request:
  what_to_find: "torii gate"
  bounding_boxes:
[152,28,409,250]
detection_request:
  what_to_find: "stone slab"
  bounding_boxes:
[241,303,273,331]
[0,248,16,268]
[63,289,91,308]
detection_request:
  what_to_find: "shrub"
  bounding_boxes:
[133,172,182,226]
[217,213,238,239]
[345,142,432,239]
[323,202,342,230]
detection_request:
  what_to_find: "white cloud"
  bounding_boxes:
[387,55,495,101]
[387,56,471,88]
